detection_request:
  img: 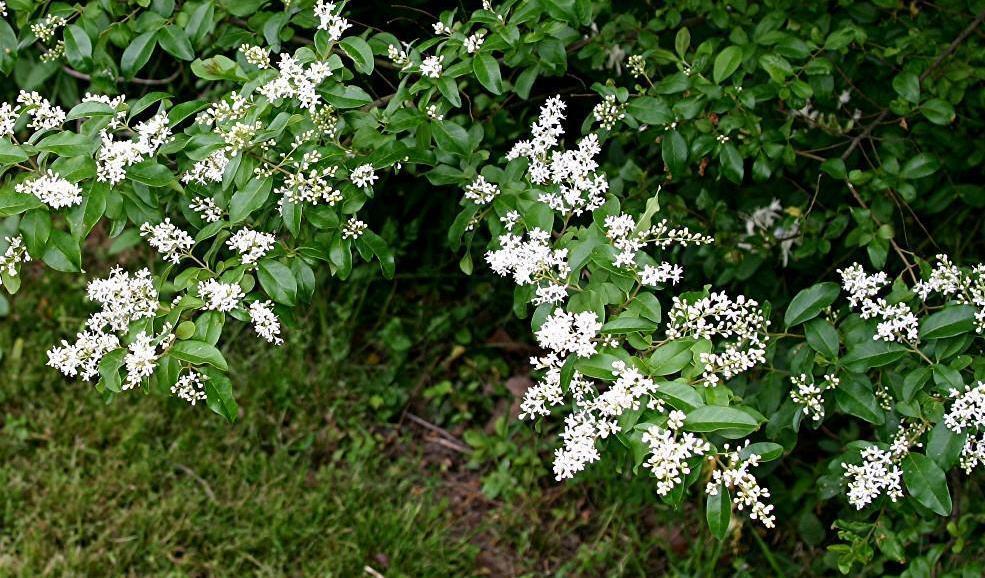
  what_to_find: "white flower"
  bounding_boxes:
[172,370,208,405]
[843,445,905,509]
[30,14,67,43]
[190,197,223,223]
[342,217,367,239]
[839,263,920,343]
[640,262,684,286]
[249,300,283,345]
[198,279,244,312]
[387,44,410,68]
[707,444,776,529]
[420,55,443,78]
[15,170,82,209]
[464,33,484,54]
[240,44,270,68]
[47,330,120,382]
[627,54,646,77]
[432,21,452,35]
[314,0,351,41]
[95,112,171,185]
[485,228,569,287]
[85,267,159,332]
[1,236,30,277]
[0,102,19,137]
[259,53,333,110]
[945,382,985,434]
[16,90,65,132]
[349,163,378,189]
[592,94,625,131]
[642,415,711,496]
[425,104,443,120]
[790,373,839,422]
[534,310,601,358]
[227,228,276,265]
[182,150,230,185]
[463,175,499,204]
[140,219,194,264]
[123,331,162,389]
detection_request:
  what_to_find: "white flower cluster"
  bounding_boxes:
[842,424,925,509]
[603,210,710,270]
[420,55,443,79]
[486,228,570,306]
[463,175,499,205]
[387,45,410,69]
[1,236,30,277]
[592,94,625,131]
[190,197,223,223]
[124,329,173,389]
[172,370,208,405]
[97,112,172,185]
[342,217,367,239]
[665,292,769,386]
[198,279,244,312]
[535,309,601,358]
[227,228,275,265]
[839,263,920,343]
[627,54,646,78]
[47,267,160,382]
[349,163,377,189]
[464,33,485,54]
[15,169,82,209]
[913,254,985,334]
[240,44,270,68]
[249,300,283,345]
[259,53,333,110]
[944,382,985,474]
[16,90,66,132]
[707,443,776,528]
[30,14,67,43]
[140,219,194,264]
[313,0,351,41]
[506,96,609,215]
[642,410,711,495]
[789,373,839,422]
[737,199,800,267]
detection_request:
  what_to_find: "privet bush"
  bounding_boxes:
[2,0,985,572]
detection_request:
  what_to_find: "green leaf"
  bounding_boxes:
[18,209,51,257]
[674,27,690,57]
[340,36,374,74]
[719,143,743,183]
[322,84,372,109]
[229,177,272,223]
[739,442,784,462]
[473,53,503,95]
[63,25,93,70]
[662,130,687,177]
[0,139,29,166]
[902,453,951,516]
[648,340,693,376]
[121,31,158,78]
[626,96,672,125]
[805,318,840,358]
[684,406,759,435]
[706,486,731,540]
[0,188,43,216]
[926,421,966,471]
[601,315,657,334]
[920,305,976,339]
[126,160,174,187]
[900,154,940,180]
[891,72,920,104]
[834,375,884,424]
[158,25,195,61]
[842,340,906,372]
[713,46,743,84]
[41,230,82,272]
[356,229,395,279]
[820,158,847,179]
[258,259,297,306]
[169,340,229,371]
[785,282,840,327]
[204,370,238,423]
[98,348,125,393]
[37,132,98,157]
[921,99,955,125]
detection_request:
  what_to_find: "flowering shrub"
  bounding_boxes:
[3,0,985,572]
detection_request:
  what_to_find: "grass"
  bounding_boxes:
[0,267,799,577]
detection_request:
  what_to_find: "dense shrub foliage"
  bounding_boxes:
[2,0,985,573]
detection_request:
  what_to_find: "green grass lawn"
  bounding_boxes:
[0,270,782,577]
